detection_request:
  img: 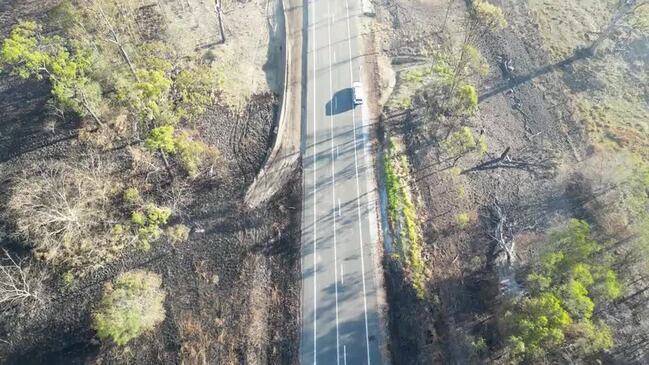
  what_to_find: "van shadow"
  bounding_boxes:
[325,88,355,116]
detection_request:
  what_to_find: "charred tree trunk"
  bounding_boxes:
[78,90,104,127]
[159,149,175,181]
[215,0,226,44]
[95,2,139,81]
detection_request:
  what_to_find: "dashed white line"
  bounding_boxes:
[327,2,341,364]
[340,263,344,284]
[344,0,372,363]
[344,345,348,365]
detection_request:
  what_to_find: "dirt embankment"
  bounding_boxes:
[0,0,301,364]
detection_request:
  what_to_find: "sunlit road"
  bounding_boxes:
[300,0,384,364]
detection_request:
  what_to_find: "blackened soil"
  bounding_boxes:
[0,86,300,365]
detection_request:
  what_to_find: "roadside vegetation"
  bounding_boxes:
[383,138,425,296]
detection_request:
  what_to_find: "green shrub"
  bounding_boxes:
[456,185,466,198]
[443,127,477,157]
[502,219,621,361]
[146,205,171,226]
[174,131,218,177]
[166,224,190,244]
[63,271,75,286]
[131,205,171,251]
[93,270,166,346]
[456,84,478,114]
[471,336,488,356]
[473,0,508,30]
[123,187,141,204]
[456,212,470,227]
[145,126,176,154]
[131,211,146,226]
[443,127,487,163]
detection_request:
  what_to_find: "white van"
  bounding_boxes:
[352,82,364,105]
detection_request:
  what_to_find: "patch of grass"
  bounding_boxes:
[528,0,616,61]
[388,64,435,109]
[166,224,190,244]
[384,138,426,297]
[574,79,649,157]
[529,0,649,158]
[456,185,466,199]
[456,212,471,228]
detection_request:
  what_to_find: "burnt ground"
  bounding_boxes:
[369,0,623,363]
[0,85,301,364]
[0,1,300,364]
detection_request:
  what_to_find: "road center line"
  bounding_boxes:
[344,0,372,363]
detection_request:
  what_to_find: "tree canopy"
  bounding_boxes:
[502,219,620,362]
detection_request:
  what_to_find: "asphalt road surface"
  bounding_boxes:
[300,0,384,364]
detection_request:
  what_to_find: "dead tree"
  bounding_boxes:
[0,250,43,309]
[487,200,523,298]
[589,0,649,55]
[489,201,515,264]
[94,1,140,81]
[461,147,556,176]
[215,0,226,44]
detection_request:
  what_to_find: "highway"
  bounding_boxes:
[300,0,384,364]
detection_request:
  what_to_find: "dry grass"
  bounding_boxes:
[528,0,649,157]
[528,0,616,60]
[209,0,275,109]
[179,314,213,365]
[111,0,273,109]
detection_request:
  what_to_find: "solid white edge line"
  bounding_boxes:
[311,0,318,363]
[344,0,372,363]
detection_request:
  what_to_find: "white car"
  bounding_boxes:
[352,82,364,105]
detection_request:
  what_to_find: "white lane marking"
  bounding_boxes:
[344,0,372,363]
[311,0,318,363]
[327,2,341,365]
[336,145,340,159]
[338,199,342,217]
[344,345,348,365]
[340,263,344,284]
